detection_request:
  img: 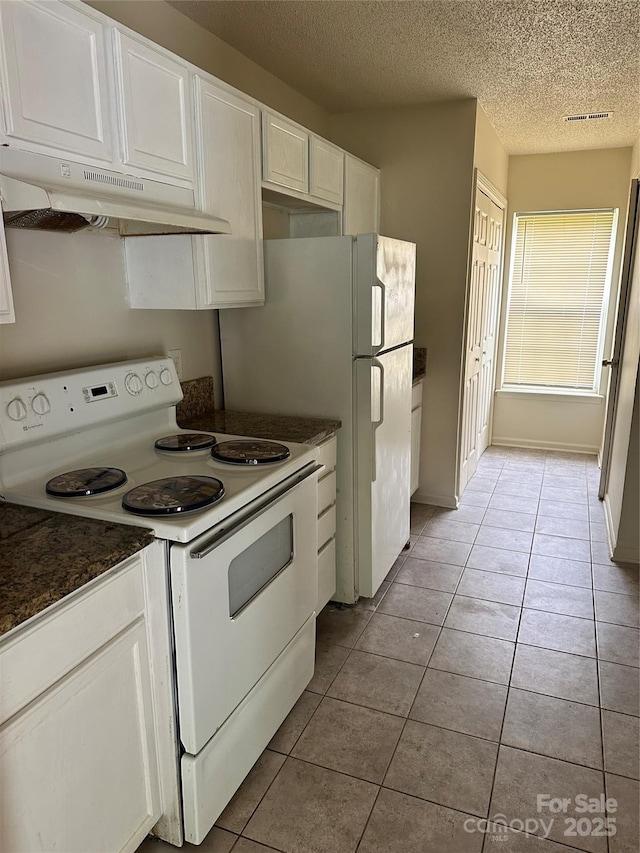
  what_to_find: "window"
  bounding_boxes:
[502,209,617,392]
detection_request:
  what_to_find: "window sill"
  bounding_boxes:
[496,388,605,405]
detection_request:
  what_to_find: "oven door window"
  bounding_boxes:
[228,514,293,617]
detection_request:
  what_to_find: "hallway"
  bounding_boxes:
[144,447,640,853]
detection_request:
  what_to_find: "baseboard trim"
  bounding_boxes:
[612,545,640,565]
[601,495,640,565]
[413,490,458,508]
[491,437,599,455]
[602,494,616,558]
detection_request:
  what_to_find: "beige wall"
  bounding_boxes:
[87,0,331,135]
[492,147,633,452]
[0,229,217,381]
[330,100,477,506]
[473,104,508,197]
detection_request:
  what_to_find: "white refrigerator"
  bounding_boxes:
[219,234,416,603]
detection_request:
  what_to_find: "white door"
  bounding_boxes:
[194,77,264,307]
[0,623,160,853]
[262,112,309,192]
[343,154,380,236]
[459,176,506,495]
[0,0,113,162]
[355,344,412,598]
[112,29,194,182]
[354,235,416,355]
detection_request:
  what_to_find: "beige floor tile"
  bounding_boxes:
[540,486,588,505]
[355,612,440,666]
[353,581,390,613]
[307,641,349,694]
[431,504,487,524]
[357,788,483,853]
[490,747,607,853]
[488,493,539,515]
[467,544,530,576]
[537,500,589,521]
[429,627,515,685]
[384,720,498,816]
[511,645,599,706]
[457,568,526,605]
[535,516,590,541]
[243,757,378,853]
[518,610,596,657]
[483,827,580,851]
[590,541,614,564]
[327,649,425,716]
[606,773,640,853]
[461,490,492,508]
[589,522,608,543]
[594,591,639,628]
[291,696,403,783]
[394,557,463,593]
[532,533,591,563]
[476,526,534,553]
[231,839,274,852]
[602,710,640,779]
[409,668,507,740]
[596,622,640,668]
[316,605,372,648]
[410,535,473,566]
[377,582,453,625]
[542,473,587,490]
[483,509,536,532]
[422,517,480,543]
[493,481,541,499]
[524,579,594,619]
[410,502,433,534]
[216,750,285,833]
[385,554,406,583]
[527,554,592,589]
[444,595,521,641]
[599,661,640,716]
[592,564,639,597]
[138,827,237,853]
[268,690,322,754]
[502,689,602,768]
[466,475,497,493]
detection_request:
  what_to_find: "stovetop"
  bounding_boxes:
[0,358,318,543]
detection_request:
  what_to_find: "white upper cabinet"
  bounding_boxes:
[343,154,380,235]
[112,30,194,183]
[194,78,264,307]
[0,213,15,325]
[0,0,113,162]
[310,137,344,205]
[262,112,309,193]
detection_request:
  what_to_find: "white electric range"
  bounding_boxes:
[0,357,321,845]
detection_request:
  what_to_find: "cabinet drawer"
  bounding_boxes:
[318,504,336,551]
[317,436,337,472]
[318,470,337,516]
[317,538,336,612]
[412,379,424,410]
[0,552,146,725]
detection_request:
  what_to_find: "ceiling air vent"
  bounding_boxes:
[563,112,613,123]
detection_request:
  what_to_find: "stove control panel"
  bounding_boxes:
[0,357,182,450]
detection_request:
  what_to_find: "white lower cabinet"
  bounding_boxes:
[0,542,178,852]
[411,380,424,496]
[317,436,338,610]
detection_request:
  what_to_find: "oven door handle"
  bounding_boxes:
[189,462,323,559]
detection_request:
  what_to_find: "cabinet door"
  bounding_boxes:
[310,137,344,204]
[0,622,160,853]
[195,79,264,307]
[262,112,309,192]
[113,29,193,182]
[343,154,380,235]
[0,0,113,162]
[0,212,15,324]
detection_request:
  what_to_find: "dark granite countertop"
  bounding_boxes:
[181,409,342,446]
[0,502,154,637]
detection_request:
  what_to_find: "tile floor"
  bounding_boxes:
[141,447,639,853]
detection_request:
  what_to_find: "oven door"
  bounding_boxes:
[170,463,320,755]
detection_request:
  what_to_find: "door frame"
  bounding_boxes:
[457,169,507,500]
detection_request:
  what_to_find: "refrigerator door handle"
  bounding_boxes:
[372,280,386,350]
[371,357,385,481]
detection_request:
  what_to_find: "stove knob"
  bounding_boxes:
[159,368,173,386]
[6,397,27,421]
[31,393,51,416]
[124,372,144,396]
[145,371,159,389]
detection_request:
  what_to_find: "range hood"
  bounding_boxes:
[0,148,231,236]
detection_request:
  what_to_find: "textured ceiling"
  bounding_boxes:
[168,0,639,154]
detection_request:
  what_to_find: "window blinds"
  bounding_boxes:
[503,210,616,391]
